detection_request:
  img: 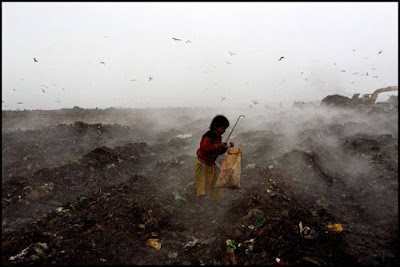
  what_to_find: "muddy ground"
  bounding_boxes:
[2,102,398,265]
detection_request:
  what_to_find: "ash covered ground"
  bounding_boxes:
[2,101,398,265]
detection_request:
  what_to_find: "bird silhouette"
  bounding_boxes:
[42,89,46,93]
[100,61,106,65]
[172,37,181,41]
[353,49,356,51]
[13,89,16,91]
[341,70,346,72]
[305,78,308,81]
[378,50,383,54]
[366,72,368,76]
[333,63,337,65]
[34,58,38,62]
[373,76,379,78]
[149,77,153,81]
[62,88,65,91]
[130,79,136,82]
[278,56,285,61]
[221,97,227,102]
[301,72,303,74]
[251,100,260,105]
[226,61,231,64]
[228,51,236,56]
[17,102,23,105]
[249,104,253,109]
[186,40,191,43]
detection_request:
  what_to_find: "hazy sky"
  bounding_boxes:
[2,2,398,110]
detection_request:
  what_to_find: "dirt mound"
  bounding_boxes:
[320,94,352,107]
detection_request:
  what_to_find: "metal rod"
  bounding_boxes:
[225,115,245,143]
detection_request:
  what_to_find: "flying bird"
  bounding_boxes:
[226,61,231,64]
[13,88,16,91]
[251,100,260,105]
[34,58,38,62]
[278,56,285,61]
[373,76,379,78]
[172,37,181,41]
[221,97,227,102]
[130,79,136,82]
[353,49,356,52]
[366,72,368,76]
[100,61,106,65]
[333,63,337,65]
[378,50,383,54]
[42,89,46,93]
[62,88,65,91]
[228,51,236,56]
[17,102,23,105]
[149,77,153,81]
[249,104,253,109]
[341,70,346,72]
[186,40,191,43]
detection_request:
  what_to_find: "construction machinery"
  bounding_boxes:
[351,86,398,105]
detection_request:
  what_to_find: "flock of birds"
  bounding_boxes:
[4,37,386,109]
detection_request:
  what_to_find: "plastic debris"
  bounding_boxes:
[226,239,237,265]
[299,221,316,239]
[56,207,70,213]
[146,238,161,250]
[174,195,187,201]
[327,223,343,232]
[9,246,30,261]
[183,236,200,249]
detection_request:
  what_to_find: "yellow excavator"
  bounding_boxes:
[351,86,398,104]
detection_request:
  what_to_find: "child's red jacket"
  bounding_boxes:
[196,130,227,166]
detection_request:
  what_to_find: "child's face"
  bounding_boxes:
[215,126,226,136]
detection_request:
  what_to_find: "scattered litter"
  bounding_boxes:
[146,238,161,250]
[9,246,30,261]
[299,221,317,239]
[184,236,200,249]
[327,223,344,232]
[226,239,237,265]
[276,257,285,265]
[174,195,187,202]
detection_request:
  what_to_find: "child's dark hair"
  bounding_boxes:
[210,115,230,130]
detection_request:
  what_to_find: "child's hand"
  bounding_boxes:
[218,142,228,149]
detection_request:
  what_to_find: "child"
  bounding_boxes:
[194,115,234,200]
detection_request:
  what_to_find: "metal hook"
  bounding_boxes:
[225,115,245,143]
